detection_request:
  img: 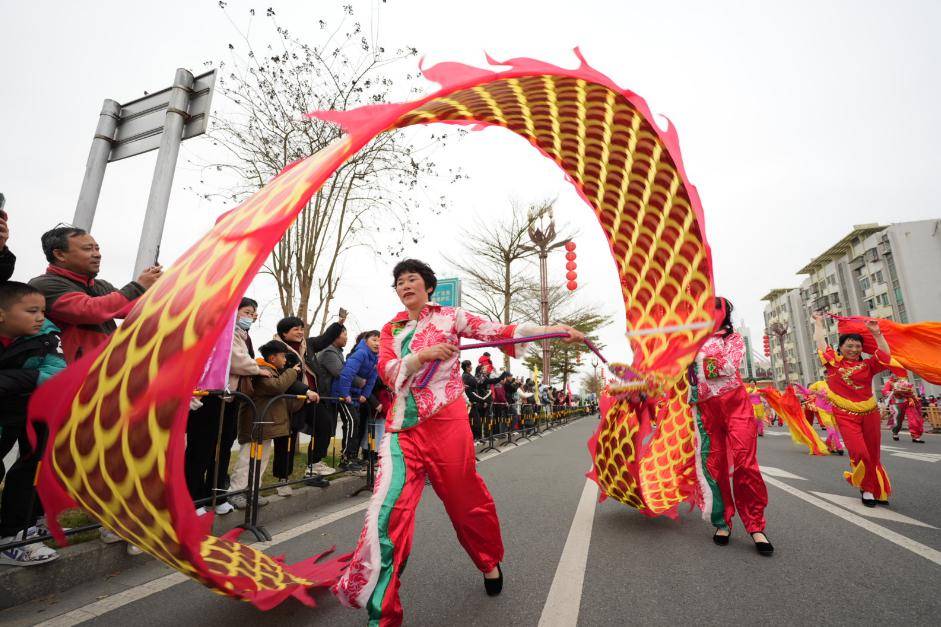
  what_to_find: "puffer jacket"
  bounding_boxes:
[228,327,260,392]
[332,339,378,405]
[0,319,67,426]
[237,359,305,443]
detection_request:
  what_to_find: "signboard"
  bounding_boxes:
[108,70,216,162]
[433,277,461,307]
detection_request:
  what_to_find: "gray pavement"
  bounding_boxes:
[3,417,940,626]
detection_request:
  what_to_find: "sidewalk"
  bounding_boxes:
[0,474,364,610]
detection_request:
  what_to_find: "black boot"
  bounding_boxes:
[484,564,503,597]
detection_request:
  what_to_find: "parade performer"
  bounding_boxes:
[807,381,845,455]
[694,298,772,555]
[333,259,583,626]
[812,312,892,507]
[885,377,925,443]
[745,382,767,436]
[759,385,829,456]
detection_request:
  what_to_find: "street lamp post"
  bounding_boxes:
[769,321,790,389]
[591,357,599,398]
[521,205,568,385]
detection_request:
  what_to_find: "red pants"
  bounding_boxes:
[698,386,768,533]
[907,405,924,440]
[833,408,891,500]
[333,400,503,626]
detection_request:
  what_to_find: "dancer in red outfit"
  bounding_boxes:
[696,298,772,555]
[812,312,892,507]
[885,377,926,443]
[333,259,582,626]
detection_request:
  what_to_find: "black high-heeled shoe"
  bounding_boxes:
[713,528,730,546]
[484,564,503,597]
[752,532,774,556]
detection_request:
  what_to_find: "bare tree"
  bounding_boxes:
[516,281,611,389]
[194,4,454,329]
[444,200,565,369]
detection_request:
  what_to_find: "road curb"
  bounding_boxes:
[0,475,364,609]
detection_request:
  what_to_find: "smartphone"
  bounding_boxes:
[0,193,6,221]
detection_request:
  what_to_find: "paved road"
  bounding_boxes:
[4,417,941,626]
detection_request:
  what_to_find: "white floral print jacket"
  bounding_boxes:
[379,303,541,432]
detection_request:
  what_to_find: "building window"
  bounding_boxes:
[894,287,904,304]
[879,293,889,306]
[866,298,874,310]
[874,270,884,283]
[860,277,870,291]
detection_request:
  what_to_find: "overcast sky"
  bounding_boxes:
[2,0,939,385]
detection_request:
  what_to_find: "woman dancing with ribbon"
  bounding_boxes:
[333,259,583,627]
[812,312,892,507]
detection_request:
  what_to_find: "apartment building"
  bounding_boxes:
[761,288,817,388]
[762,220,941,394]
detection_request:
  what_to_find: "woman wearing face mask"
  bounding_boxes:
[185,297,268,515]
[333,259,584,627]
[812,312,892,507]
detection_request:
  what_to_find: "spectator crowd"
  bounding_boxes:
[0,217,587,568]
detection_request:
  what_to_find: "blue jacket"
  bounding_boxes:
[332,339,378,404]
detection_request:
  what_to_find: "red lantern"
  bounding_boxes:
[565,251,576,261]
[567,280,578,291]
[565,241,576,252]
[566,271,577,281]
[762,335,771,357]
[566,261,577,271]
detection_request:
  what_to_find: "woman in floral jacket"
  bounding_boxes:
[695,298,772,555]
[333,259,582,627]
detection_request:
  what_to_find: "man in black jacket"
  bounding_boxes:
[307,327,349,482]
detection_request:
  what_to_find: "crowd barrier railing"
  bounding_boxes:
[0,395,596,553]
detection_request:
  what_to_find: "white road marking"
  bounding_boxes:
[34,421,588,626]
[811,492,938,529]
[34,501,372,627]
[759,466,807,480]
[879,445,941,463]
[889,452,941,463]
[762,431,788,437]
[763,476,941,567]
[538,479,599,627]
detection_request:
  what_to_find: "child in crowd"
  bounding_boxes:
[227,340,318,508]
[0,282,67,566]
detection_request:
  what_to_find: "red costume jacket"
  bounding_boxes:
[29,265,145,363]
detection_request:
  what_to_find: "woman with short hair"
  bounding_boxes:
[333,258,583,626]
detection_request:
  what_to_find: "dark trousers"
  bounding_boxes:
[184,397,239,504]
[273,432,298,479]
[891,403,906,435]
[308,403,338,465]
[0,423,44,537]
[343,404,368,459]
[469,403,484,439]
[493,403,507,433]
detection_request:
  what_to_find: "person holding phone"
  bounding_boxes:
[29,226,162,363]
[0,198,17,281]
